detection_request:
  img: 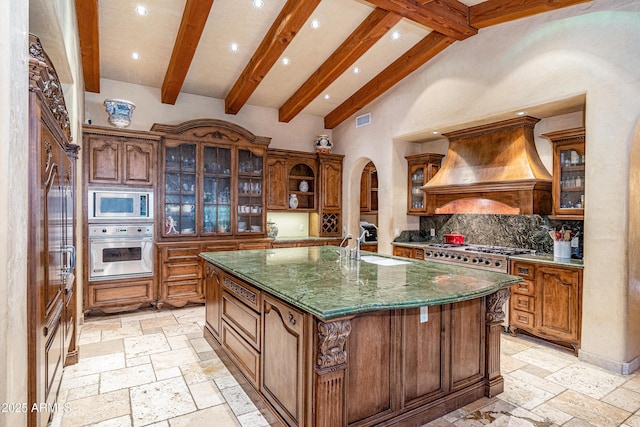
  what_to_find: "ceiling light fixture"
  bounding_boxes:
[432,131,439,135]
[134,5,148,16]
[282,57,290,65]
[353,67,360,74]
[324,94,330,100]
[310,19,320,29]
[230,43,239,52]
[130,52,141,60]
[516,111,527,116]
[252,0,264,8]
[391,31,401,40]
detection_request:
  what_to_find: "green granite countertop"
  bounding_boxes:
[200,246,522,320]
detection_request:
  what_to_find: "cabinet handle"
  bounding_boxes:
[288,312,296,325]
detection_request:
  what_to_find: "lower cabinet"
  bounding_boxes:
[509,260,583,354]
[159,245,204,309]
[86,278,155,314]
[393,245,421,259]
[261,295,305,427]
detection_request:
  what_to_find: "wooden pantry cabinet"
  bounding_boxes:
[509,259,583,354]
[406,153,444,215]
[83,125,159,187]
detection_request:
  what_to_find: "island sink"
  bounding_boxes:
[201,246,520,426]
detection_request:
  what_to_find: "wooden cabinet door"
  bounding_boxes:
[266,157,287,210]
[205,263,222,340]
[262,295,305,426]
[537,265,581,342]
[123,140,155,186]
[88,136,120,184]
[394,246,414,258]
[319,158,342,210]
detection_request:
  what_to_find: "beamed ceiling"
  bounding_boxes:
[73,0,591,129]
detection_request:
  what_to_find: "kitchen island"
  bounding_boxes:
[200,246,521,427]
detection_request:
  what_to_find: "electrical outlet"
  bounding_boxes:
[299,224,305,231]
[420,306,429,323]
[430,228,436,237]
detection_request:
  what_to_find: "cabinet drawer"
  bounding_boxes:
[88,279,154,306]
[511,310,535,328]
[512,279,535,296]
[222,275,261,312]
[165,279,203,299]
[222,292,261,350]
[221,321,260,388]
[162,260,202,281]
[413,249,424,260]
[511,261,535,280]
[513,294,535,312]
[162,245,201,261]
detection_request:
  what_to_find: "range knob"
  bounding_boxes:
[102,228,107,233]
[137,228,142,232]
[485,260,491,265]
[472,258,478,264]
[463,257,469,262]
[444,253,450,258]
[495,261,502,268]
[425,251,432,257]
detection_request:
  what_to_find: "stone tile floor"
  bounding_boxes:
[50,306,640,427]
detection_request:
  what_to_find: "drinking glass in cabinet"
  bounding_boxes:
[181,145,196,171]
[166,174,180,193]
[166,147,180,169]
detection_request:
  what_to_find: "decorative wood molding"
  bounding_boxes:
[486,287,511,324]
[161,0,215,104]
[324,32,454,129]
[316,320,351,372]
[151,119,272,146]
[470,0,592,29]
[365,0,477,40]
[278,8,402,123]
[75,0,100,92]
[29,34,72,142]
[223,278,257,305]
[225,0,321,115]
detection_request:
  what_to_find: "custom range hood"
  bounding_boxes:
[422,116,552,215]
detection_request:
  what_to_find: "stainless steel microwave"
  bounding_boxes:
[88,188,153,222]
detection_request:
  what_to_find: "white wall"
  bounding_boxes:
[332,0,640,372]
[0,1,29,425]
[85,79,331,153]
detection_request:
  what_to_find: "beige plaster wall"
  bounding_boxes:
[85,79,330,152]
[332,0,640,372]
[0,1,30,425]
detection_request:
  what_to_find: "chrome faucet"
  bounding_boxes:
[355,229,369,260]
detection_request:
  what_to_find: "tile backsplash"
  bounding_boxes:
[404,214,584,255]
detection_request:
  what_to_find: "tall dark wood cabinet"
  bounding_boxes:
[28,34,79,427]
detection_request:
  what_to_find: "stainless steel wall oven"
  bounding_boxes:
[89,224,154,281]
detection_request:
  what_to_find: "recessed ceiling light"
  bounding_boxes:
[516,111,527,116]
[353,67,360,74]
[134,5,148,16]
[130,52,141,60]
[230,43,239,52]
[432,131,439,135]
[252,0,264,8]
[310,19,320,29]
[281,57,290,65]
[324,94,330,100]
[391,31,401,40]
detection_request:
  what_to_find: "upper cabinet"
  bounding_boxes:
[84,125,160,187]
[152,119,270,239]
[266,149,317,211]
[405,153,444,215]
[543,128,585,220]
[360,161,378,213]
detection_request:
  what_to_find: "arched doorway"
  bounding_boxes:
[359,161,378,252]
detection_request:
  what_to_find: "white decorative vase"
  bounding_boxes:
[299,180,309,192]
[104,98,136,128]
[289,194,299,209]
[315,134,332,153]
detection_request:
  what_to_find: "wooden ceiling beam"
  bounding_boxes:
[161,0,215,105]
[279,9,402,123]
[470,0,592,28]
[324,32,455,129]
[225,0,321,115]
[75,0,100,93]
[365,0,476,40]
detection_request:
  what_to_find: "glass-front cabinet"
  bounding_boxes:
[544,128,585,220]
[157,120,269,239]
[405,153,444,215]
